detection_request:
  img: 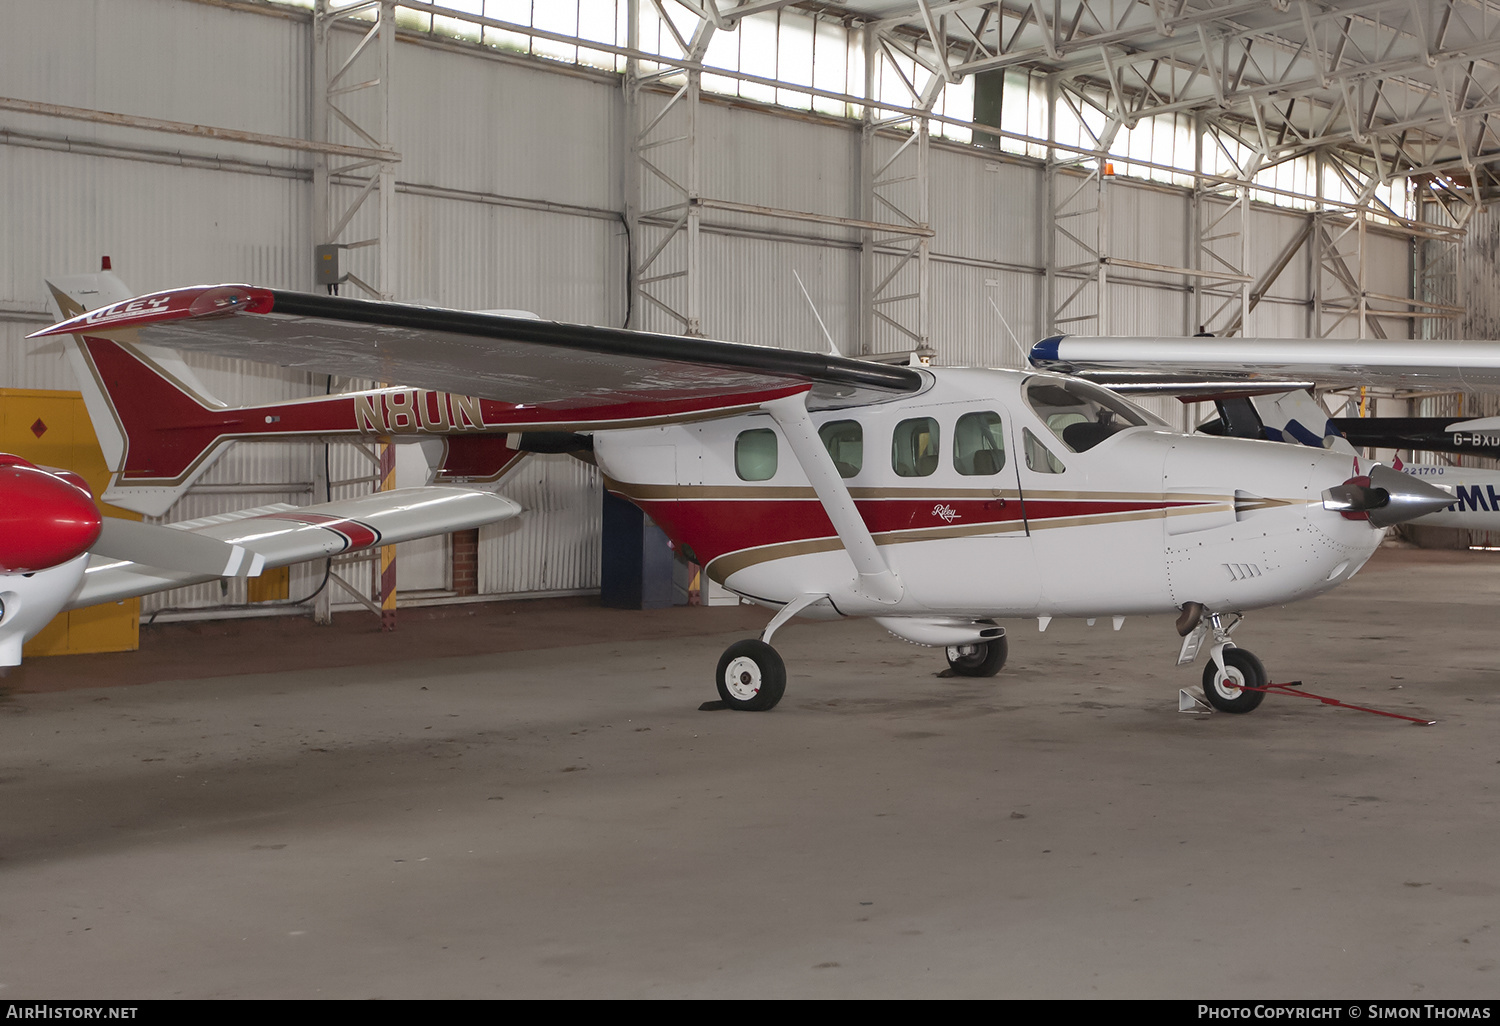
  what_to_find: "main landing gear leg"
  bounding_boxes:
[713,593,827,712]
[1200,611,1266,714]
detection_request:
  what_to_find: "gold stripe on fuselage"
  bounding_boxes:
[704,507,1161,583]
[699,498,1324,583]
[603,477,1238,506]
[603,478,1307,584]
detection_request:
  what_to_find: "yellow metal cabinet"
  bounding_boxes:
[0,389,141,656]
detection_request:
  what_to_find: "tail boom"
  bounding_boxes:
[69,333,528,514]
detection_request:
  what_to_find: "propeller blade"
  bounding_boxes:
[93,518,264,578]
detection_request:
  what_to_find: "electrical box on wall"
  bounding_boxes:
[0,390,141,657]
[314,244,346,286]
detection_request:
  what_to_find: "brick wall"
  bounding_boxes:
[452,529,479,596]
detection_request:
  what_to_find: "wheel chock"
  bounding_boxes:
[1179,688,1212,714]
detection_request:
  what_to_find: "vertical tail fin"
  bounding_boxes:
[46,268,536,514]
[48,272,236,516]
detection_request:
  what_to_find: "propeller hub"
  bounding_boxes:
[1322,464,1454,528]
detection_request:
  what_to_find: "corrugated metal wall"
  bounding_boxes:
[478,454,602,597]
[1458,205,1500,341]
[2,0,1436,616]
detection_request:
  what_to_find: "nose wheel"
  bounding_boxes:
[1201,647,1267,713]
[715,639,786,711]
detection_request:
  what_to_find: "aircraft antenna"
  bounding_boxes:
[986,294,1030,366]
[793,270,841,357]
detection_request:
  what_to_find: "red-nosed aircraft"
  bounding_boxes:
[32,286,1461,714]
[0,451,520,667]
[0,455,104,664]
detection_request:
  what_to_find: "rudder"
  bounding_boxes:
[49,271,237,516]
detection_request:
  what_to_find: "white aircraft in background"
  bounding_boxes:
[31,285,1459,716]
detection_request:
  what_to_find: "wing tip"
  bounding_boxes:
[1029,334,1067,369]
[27,284,275,340]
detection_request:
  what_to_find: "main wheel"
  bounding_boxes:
[1201,647,1267,713]
[944,636,1008,678]
[715,639,787,711]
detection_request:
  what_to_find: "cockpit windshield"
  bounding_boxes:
[1023,377,1161,453]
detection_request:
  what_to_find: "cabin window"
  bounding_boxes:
[735,428,778,481]
[819,420,863,478]
[1023,377,1152,453]
[1023,428,1066,474]
[953,411,1006,476]
[892,417,940,477]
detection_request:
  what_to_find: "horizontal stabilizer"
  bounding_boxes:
[93,517,263,578]
[68,486,521,610]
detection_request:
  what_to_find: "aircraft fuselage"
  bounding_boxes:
[595,367,1382,622]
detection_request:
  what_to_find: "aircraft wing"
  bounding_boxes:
[32,285,925,426]
[68,486,519,609]
[1028,335,1500,394]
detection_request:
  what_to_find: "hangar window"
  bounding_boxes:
[735,428,778,481]
[819,420,863,478]
[380,5,1414,221]
[1024,378,1154,454]
[892,418,940,478]
[1023,428,1066,475]
[953,411,1006,476]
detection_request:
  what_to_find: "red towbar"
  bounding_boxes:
[1240,681,1436,725]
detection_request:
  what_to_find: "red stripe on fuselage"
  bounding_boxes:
[624,493,1204,565]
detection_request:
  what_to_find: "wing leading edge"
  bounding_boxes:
[1029,334,1500,394]
[32,286,926,429]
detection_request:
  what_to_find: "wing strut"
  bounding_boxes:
[761,394,903,605]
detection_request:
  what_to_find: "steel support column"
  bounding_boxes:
[313,0,398,301]
[1192,162,1252,334]
[859,18,948,361]
[625,2,716,336]
[1047,81,1119,337]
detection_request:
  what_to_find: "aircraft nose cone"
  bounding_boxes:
[0,463,102,572]
[1322,463,1456,528]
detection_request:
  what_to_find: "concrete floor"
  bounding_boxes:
[2,547,1499,999]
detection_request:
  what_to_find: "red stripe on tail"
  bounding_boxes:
[77,335,358,484]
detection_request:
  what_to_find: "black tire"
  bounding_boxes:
[944,635,1008,678]
[715,639,787,711]
[1201,647,1267,713]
